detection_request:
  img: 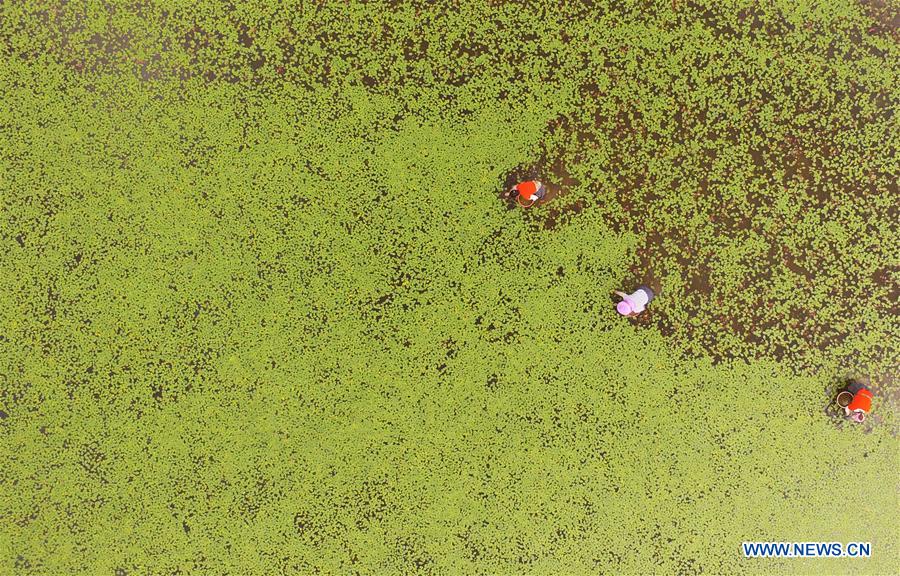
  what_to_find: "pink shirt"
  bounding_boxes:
[623,289,650,313]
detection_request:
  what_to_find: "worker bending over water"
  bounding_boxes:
[615,286,655,317]
[508,180,547,208]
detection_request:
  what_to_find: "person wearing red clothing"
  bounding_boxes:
[507,180,547,207]
[844,385,873,423]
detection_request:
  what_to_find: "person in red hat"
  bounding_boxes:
[844,386,873,423]
[507,180,547,208]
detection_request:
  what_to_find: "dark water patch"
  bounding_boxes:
[637,221,897,404]
[182,25,218,53]
[738,4,766,33]
[542,199,586,231]
[858,0,900,38]
[237,24,255,48]
[872,265,899,312]
[396,535,436,573]
[685,2,739,39]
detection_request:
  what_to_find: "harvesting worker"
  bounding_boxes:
[844,386,873,423]
[614,285,655,317]
[508,180,547,208]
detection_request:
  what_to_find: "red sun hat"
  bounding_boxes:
[847,388,873,413]
[515,181,538,207]
[516,181,538,197]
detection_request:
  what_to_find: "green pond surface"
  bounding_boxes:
[1,1,898,574]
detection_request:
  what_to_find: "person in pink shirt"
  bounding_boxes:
[614,285,655,317]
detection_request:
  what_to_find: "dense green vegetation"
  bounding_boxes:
[1,1,897,574]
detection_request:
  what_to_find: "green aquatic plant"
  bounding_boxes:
[1,0,897,574]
